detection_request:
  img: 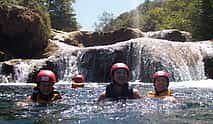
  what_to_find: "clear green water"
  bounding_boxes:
[0,83,213,124]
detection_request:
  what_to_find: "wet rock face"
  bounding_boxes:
[27,60,59,83]
[0,5,49,58]
[1,63,14,75]
[203,57,213,79]
[78,44,131,82]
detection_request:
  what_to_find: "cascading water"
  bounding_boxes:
[54,51,80,82]
[0,37,212,83]
[75,38,210,82]
[13,61,37,83]
[129,38,207,82]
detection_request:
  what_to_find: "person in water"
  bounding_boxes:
[30,70,62,104]
[146,70,176,102]
[71,74,85,88]
[97,63,142,102]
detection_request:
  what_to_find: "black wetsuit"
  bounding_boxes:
[105,83,134,100]
[31,87,62,104]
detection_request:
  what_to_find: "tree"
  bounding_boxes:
[140,7,165,31]
[94,0,163,32]
[191,0,213,40]
[94,11,115,32]
[158,0,193,31]
[93,0,213,41]
[49,0,79,32]
[0,0,18,5]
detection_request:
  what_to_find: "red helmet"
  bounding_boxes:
[111,63,129,75]
[72,74,85,83]
[153,70,169,82]
[37,70,56,84]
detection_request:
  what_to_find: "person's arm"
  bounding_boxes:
[97,91,106,103]
[133,89,143,99]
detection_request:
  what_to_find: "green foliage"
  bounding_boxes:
[0,0,18,5]
[94,11,115,32]
[94,0,163,32]
[140,7,165,31]
[18,0,79,32]
[1,0,79,33]
[94,0,213,40]
[157,0,193,31]
[49,0,79,32]
[191,0,213,40]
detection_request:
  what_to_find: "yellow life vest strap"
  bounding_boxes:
[146,89,171,98]
[35,92,61,104]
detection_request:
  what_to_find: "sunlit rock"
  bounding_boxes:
[144,29,192,42]
[61,27,144,47]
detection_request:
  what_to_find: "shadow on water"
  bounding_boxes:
[0,81,213,124]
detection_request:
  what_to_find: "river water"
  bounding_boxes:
[0,80,213,124]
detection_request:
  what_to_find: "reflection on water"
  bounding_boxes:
[0,81,213,124]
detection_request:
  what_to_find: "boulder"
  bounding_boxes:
[0,5,50,58]
[63,27,144,47]
[144,29,192,42]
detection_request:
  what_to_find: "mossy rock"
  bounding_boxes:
[0,5,50,58]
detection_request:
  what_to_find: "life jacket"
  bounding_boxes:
[105,83,134,100]
[71,81,84,88]
[31,89,62,104]
[146,89,171,98]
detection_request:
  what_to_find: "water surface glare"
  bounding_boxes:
[0,80,213,124]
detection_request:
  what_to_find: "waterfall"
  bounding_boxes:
[129,38,206,82]
[46,40,82,82]
[0,38,212,83]
[53,51,79,82]
[13,61,33,83]
[76,38,209,82]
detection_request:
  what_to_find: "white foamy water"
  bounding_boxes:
[1,79,212,89]
[169,79,213,88]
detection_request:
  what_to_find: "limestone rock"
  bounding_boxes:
[62,27,144,47]
[144,29,192,42]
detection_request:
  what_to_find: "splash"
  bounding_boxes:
[170,79,213,88]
